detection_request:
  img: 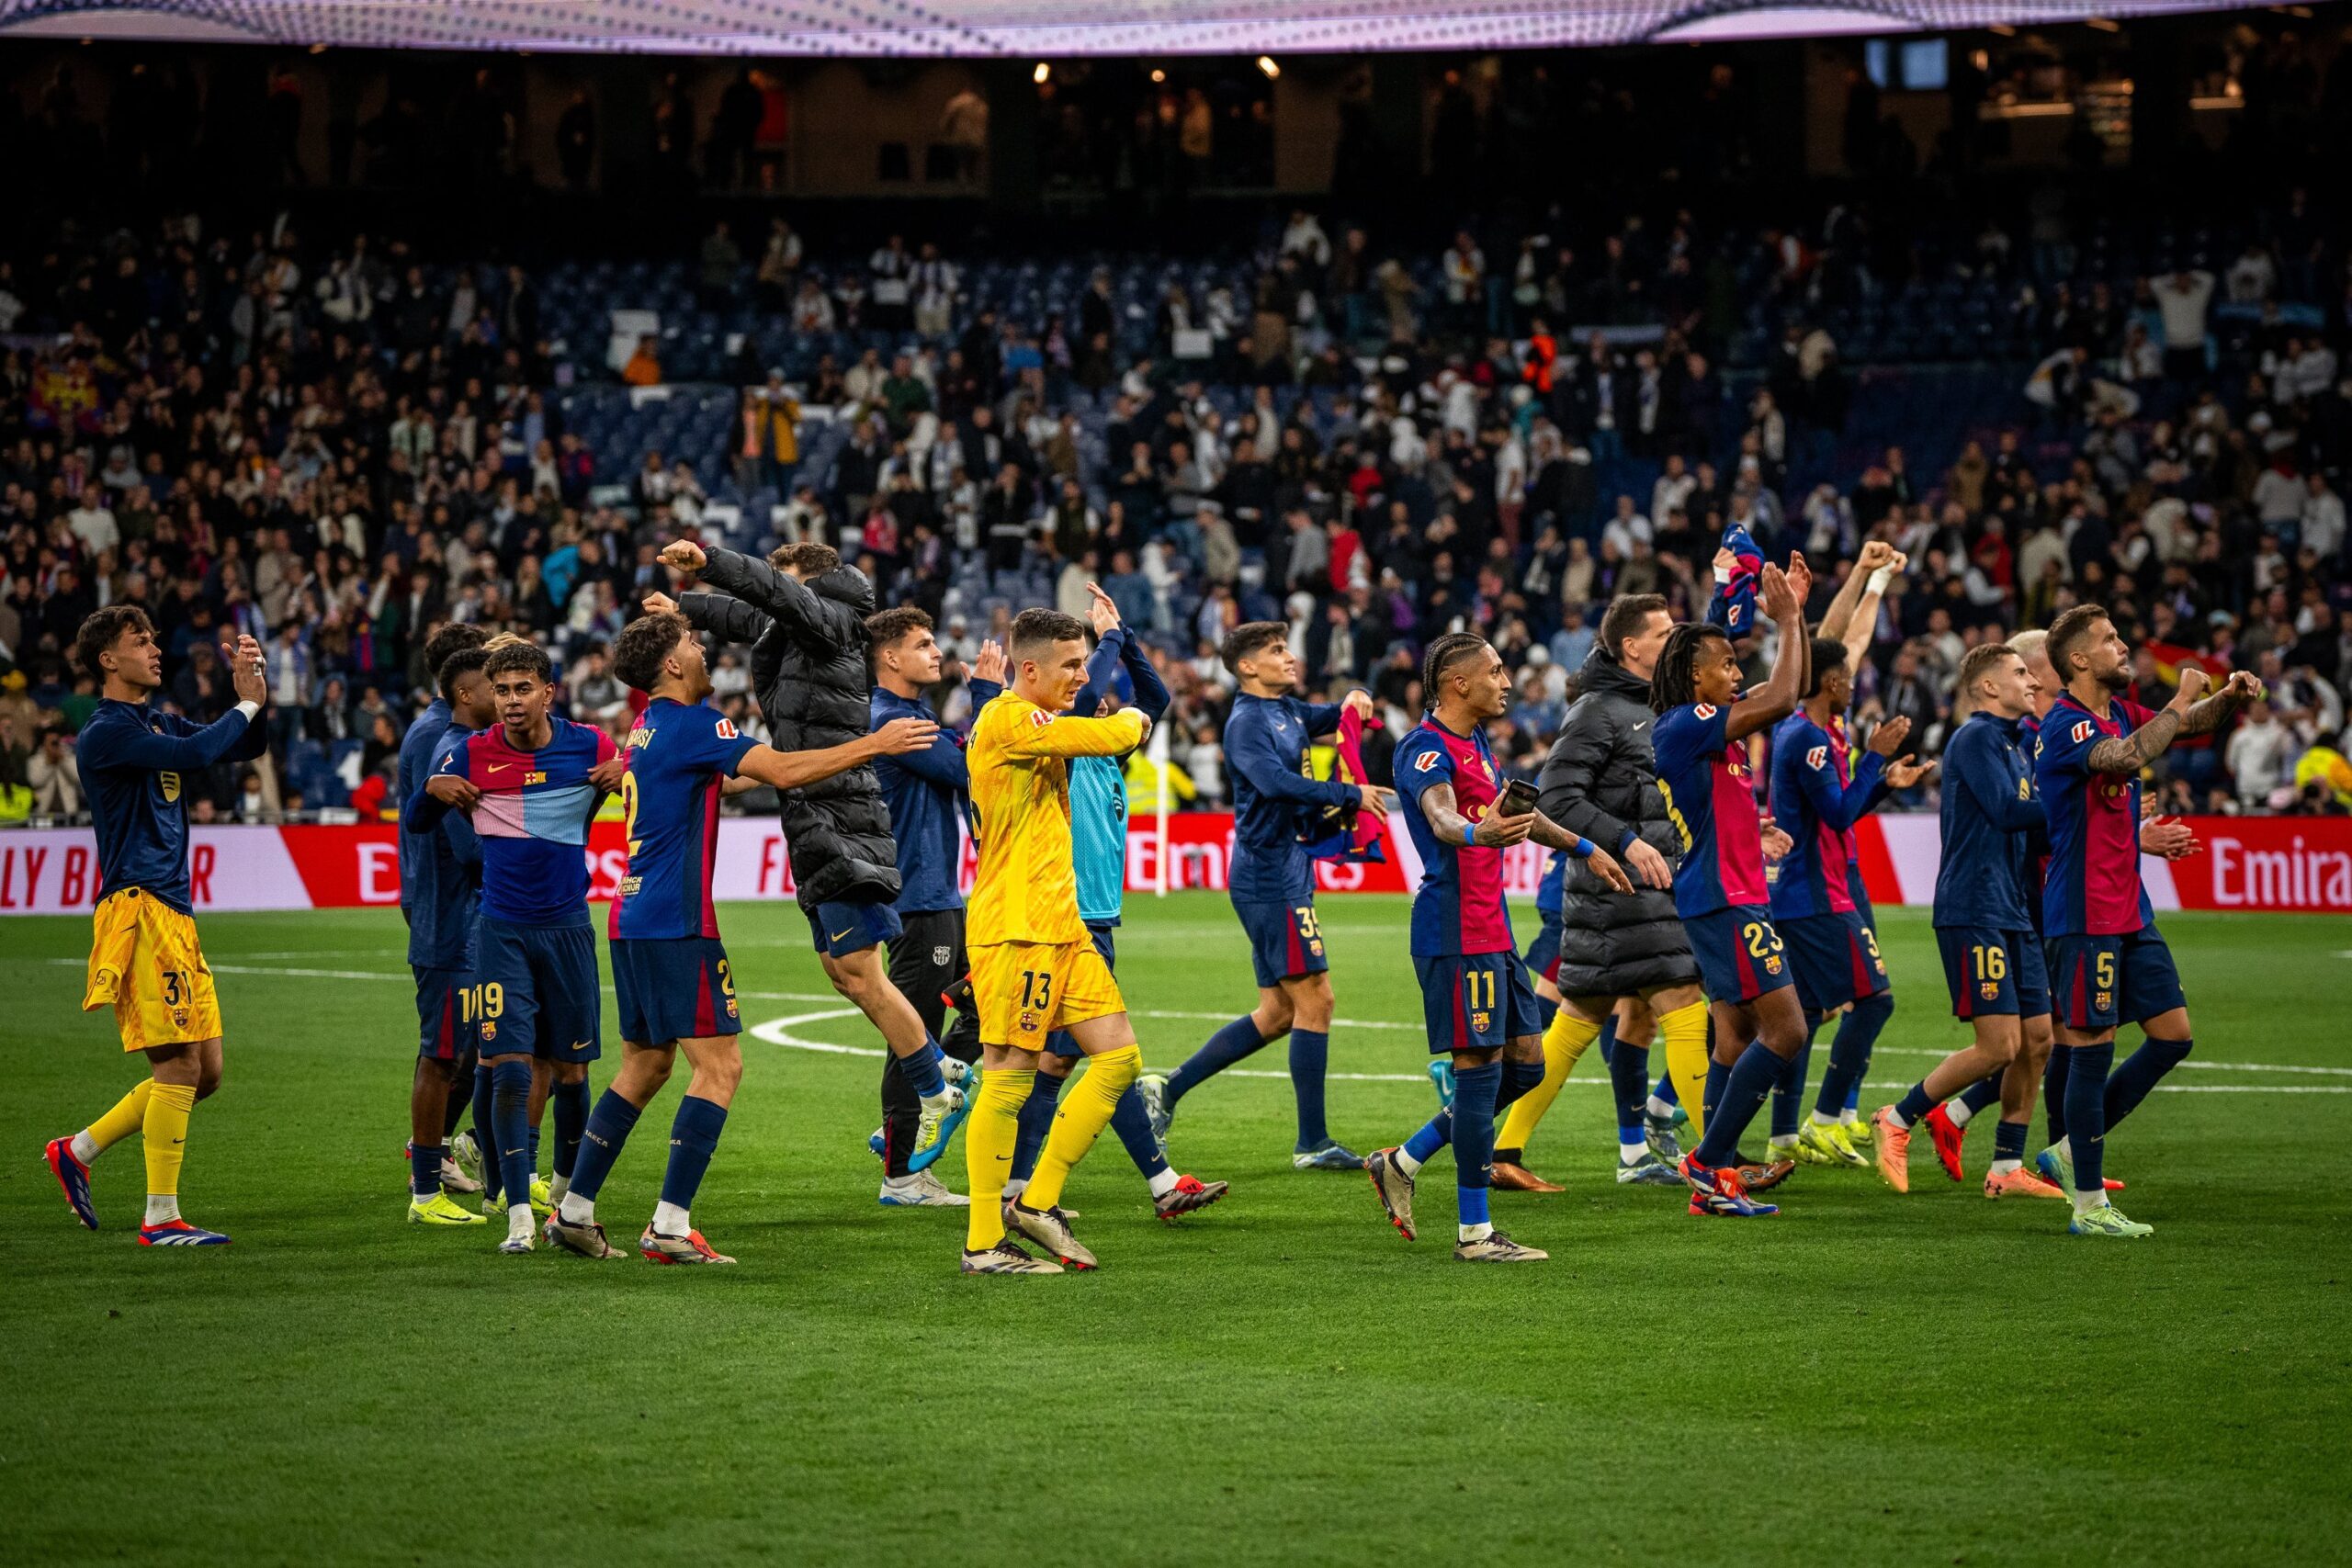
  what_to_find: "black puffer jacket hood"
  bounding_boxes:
[680,547,900,911]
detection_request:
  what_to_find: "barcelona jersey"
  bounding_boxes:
[2035,692,2157,937]
[1392,717,1515,958]
[76,699,266,914]
[1767,709,1886,920]
[433,718,616,926]
[967,692,1147,948]
[610,698,758,941]
[1652,701,1768,919]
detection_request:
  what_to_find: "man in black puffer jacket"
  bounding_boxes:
[1498,593,1715,1187]
[657,538,971,1163]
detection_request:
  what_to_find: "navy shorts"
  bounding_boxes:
[412,964,476,1063]
[1524,912,1565,985]
[473,917,602,1064]
[1937,926,2049,1021]
[1781,908,1890,1013]
[1686,905,1798,1006]
[1044,924,1118,1059]
[808,898,903,958]
[1415,949,1546,1055]
[612,936,741,1043]
[1233,896,1329,988]
[2046,924,2186,1032]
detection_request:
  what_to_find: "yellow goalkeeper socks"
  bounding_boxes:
[965,1068,1031,1252]
[78,1079,153,1162]
[1021,1044,1141,1213]
[142,1081,197,1221]
[1496,1010,1599,1155]
[1660,1001,1712,1139]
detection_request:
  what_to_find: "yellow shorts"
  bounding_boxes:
[971,938,1125,1051]
[84,888,221,1053]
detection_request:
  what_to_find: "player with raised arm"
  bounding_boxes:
[398,631,494,1224]
[1138,621,1388,1171]
[1362,634,1634,1263]
[658,539,971,1167]
[2030,605,2259,1237]
[406,639,623,1255]
[1005,585,1229,1223]
[543,611,939,1263]
[956,608,1165,1274]
[1867,642,2065,1198]
[44,608,268,1246]
[1648,553,1817,1217]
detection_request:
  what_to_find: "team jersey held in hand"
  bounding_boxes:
[434,718,616,926]
[2034,692,2158,937]
[610,698,759,941]
[1652,701,1768,919]
[1391,717,1515,958]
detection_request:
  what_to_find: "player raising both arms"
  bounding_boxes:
[2031,605,2259,1237]
[1648,553,1816,1217]
[958,608,1161,1274]
[1362,633,1634,1264]
[1138,621,1387,1171]
[544,611,939,1263]
[45,609,268,1246]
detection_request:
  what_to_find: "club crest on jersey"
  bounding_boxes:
[525,770,548,785]
[480,1021,498,1043]
[1695,704,1719,719]
[1763,954,1783,975]
[159,770,181,802]
[1981,981,2001,1001]
[1018,1010,1039,1033]
[2095,990,2113,1013]
[1470,1010,1491,1033]
[1806,745,1827,770]
[725,998,739,1018]
[932,945,952,967]
[2070,719,2096,744]
[1414,751,1440,772]
[171,1007,190,1029]
[1308,939,1325,957]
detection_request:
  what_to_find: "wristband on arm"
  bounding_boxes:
[1461,820,1477,848]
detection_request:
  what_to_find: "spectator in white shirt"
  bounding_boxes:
[65,489,119,557]
[2304,473,2346,560]
[2227,699,2296,805]
[2152,268,2215,380]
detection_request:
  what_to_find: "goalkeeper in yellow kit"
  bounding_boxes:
[959,607,1155,1275]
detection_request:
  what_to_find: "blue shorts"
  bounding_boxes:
[1415,949,1545,1055]
[473,917,601,1064]
[1781,908,1890,1013]
[1524,912,1565,986]
[1044,924,1117,1059]
[1233,896,1328,988]
[612,936,741,1043]
[412,964,476,1063]
[1686,905,1798,1006]
[1937,926,2050,1020]
[808,898,903,958]
[2046,924,2186,1032]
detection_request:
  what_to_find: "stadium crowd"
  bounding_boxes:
[4,188,2352,828]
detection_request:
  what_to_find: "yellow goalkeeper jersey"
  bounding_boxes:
[967,691,1148,947]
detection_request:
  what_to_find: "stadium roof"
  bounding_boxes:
[0,0,2280,52]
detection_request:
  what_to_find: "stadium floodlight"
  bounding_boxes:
[1257,55,1279,78]
[1033,61,1050,84]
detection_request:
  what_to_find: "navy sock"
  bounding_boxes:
[1652,1070,1679,1108]
[1451,1063,1502,1225]
[1010,1071,1065,1183]
[660,1095,729,1213]
[409,1141,444,1199]
[1535,994,1559,1036]
[1993,1119,2028,1165]
[1696,1043,1783,1168]
[1499,1055,1545,1112]
[2063,1043,2115,1196]
[1289,1028,1331,1150]
[1109,1086,1168,1180]
[1959,1072,2004,1117]
[1702,1055,1731,1134]
[1403,1107,1453,1164]
[528,1125,541,1179]
[551,1076,591,1180]
[567,1089,644,1207]
[1815,993,1893,1117]
[490,1059,535,1211]
[1609,1041,1651,1137]
[2043,1043,2073,1146]
[1770,1040,1813,1139]
[1895,1080,1939,1126]
[470,1064,500,1201]
[1595,1011,1616,1066]
[1167,1014,1271,1106]
[441,1055,473,1140]
[901,1038,946,1100]
[2104,1037,2190,1130]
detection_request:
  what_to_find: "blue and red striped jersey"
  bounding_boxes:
[611,698,758,941]
[1393,716,1516,957]
[434,718,615,926]
[1767,709,1886,920]
[1653,701,1769,919]
[2034,692,2157,937]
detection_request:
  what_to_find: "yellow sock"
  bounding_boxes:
[85,1079,153,1156]
[1660,1001,1711,1139]
[1497,1010,1599,1155]
[1021,1044,1141,1212]
[142,1081,196,1201]
[964,1068,1031,1252]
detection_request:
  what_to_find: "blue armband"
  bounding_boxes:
[1572,836,1596,858]
[1460,820,1477,848]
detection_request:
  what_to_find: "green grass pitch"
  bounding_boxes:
[3,896,2348,1567]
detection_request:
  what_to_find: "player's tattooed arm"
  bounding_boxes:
[2085,710,2182,775]
[2177,671,2264,736]
[1418,780,1532,849]
[1525,811,1636,893]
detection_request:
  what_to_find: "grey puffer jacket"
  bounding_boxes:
[680,547,900,911]
[1533,646,1697,996]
